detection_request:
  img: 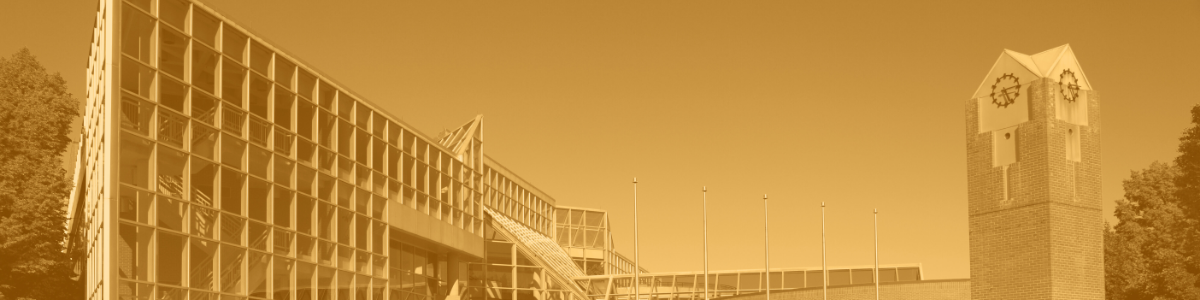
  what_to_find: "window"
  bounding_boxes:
[851,268,874,285]
[249,146,272,179]
[337,95,354,121]
[805,270,823,288]
[297,165,315,195]
[222,134,246,170]
[120,186,154,224]
[157,196,186,232]
[118,224,152,280]
[190,238,218,289]
[249,74,271,119]
[248,252,270,297]
[157,146,187,197]
[248,177,270,222]
[738,273,760,291]
[192,91,219,126]
[898,268,920,281]
[222,59,246,107]
[221,246,246,293]
[159,0,189,31]
[120,134,154,189]
[275,186,293,227]
[297,196,314,235]
[250,41,273,76]
[783,271,805,288]
[221,168,245,215]
[223,27,249,63]
[192,8,219,48]
[297,70,316,100]
[157,233,186,285]
[190,157,217,207]
[221,213,245,245]
[192,206,218,239]
[276,156,294,187]
[275,258,294,300]
[159,76,187,113]
[121,57,155,100]
[828,269,850,286]
[276,91,294,130]
[878,268,897,283]
[159,26,188,80]
[121,4,156,64]
[276,57,296,89]
[297,102,314,140]
[338,209,353,245]
[192,45,218,94]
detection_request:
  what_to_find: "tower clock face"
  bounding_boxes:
[990,73,1021,108]
[1060,69,1081,102]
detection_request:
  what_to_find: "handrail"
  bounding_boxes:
[249,117,271,147]
[223,106,245,136]
[158,112,187,147]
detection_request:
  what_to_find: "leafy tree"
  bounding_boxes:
[1106,162,1197,300]
[0,48,81,300]
[1107,105,1200,300]
[1172,105,1200,298]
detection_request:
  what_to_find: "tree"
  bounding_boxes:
[1106,162,1198,300]
[0,48,81,300]
[1175,105,1200,282]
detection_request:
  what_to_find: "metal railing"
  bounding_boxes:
[275,129,294,155]
[158,111,187,147]
[121,97,148,135]
[223,106,245,136]
[249,117,271,147]
[194,105,218,125]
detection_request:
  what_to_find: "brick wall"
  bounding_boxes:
[717,279,970,300]
[965,77,1104,300]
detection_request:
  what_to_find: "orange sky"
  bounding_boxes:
[2,0,1198,280]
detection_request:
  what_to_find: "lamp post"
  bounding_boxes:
[633,178,640,300]
[822,202,827,300]
[764,194,770,300]
[703,187,710,300]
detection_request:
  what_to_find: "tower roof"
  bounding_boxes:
[972,44,1092,99]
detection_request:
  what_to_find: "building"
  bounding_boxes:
[965,45,1104,300]
[575,264,924,300]
[65,1,585,299]
[62,1,1101,300]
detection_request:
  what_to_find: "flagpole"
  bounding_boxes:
[764,194,770,300]
[822,202,827,300]
[633,178,640,300]
[874,208,880,300]
[703,187,710,300]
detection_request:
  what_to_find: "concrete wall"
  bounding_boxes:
[716,279,970,300]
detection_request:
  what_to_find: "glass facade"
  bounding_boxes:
[464,223,575,300]
[553,208,638,276]
[73,1,495,300]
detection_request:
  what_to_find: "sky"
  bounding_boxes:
[2,0,1198,280]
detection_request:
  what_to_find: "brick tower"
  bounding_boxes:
[965,45,1104,300]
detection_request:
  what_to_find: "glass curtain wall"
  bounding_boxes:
[111,1,483,300]
[465,223,574,300]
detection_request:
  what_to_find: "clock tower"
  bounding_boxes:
[966,44,1104,300]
